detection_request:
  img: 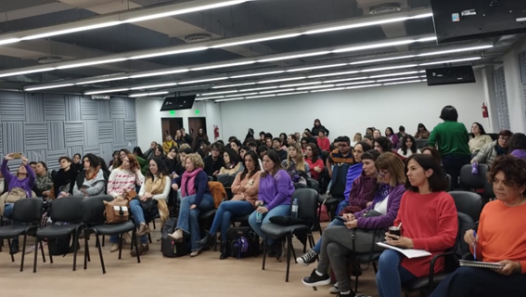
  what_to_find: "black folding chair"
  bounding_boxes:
[260,188,319,282]
[0,198,45,271]
[448,191,483,223]
[81,196,141,274]
[33,197,84,273]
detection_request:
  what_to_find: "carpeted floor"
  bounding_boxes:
[0,224,380,297]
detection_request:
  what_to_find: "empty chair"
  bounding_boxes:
[449,191,483,222]
[0,198,45,271]
[459,163,488,190]
[33,197,84,273]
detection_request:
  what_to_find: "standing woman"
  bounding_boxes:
[397,135,420,158]
[427,106,470,189]
[312,119,330,137]
[34,161,53,198]
[375,154,458,297]
[304,143,324,181]
[72,154,106,197]
[468,122,493,155]
[414,123,430,140]
[197,151,262,259]
[249,150,295,258]
[169,154,215,257]
[282,143,311,185]
[130,157,171,256]
[385,127,399,148]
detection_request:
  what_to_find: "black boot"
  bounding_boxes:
[219,241,229,260]
[10,242,19,255]
[196,232,215,249]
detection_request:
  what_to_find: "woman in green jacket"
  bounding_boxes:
[133,147,149,175]
[427,105,471,189]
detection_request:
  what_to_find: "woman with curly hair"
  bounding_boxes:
[430,155,526,297]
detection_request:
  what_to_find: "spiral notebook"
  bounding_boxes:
[376,242,431,259]
[459,260,502,269]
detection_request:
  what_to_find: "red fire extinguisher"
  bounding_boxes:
[214,125,219,140]
[482,103,488,118]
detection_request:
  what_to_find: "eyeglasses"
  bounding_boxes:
[499,136,509,142]
[377,170,389,177]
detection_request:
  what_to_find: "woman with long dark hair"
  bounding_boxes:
[72,154,106,197]
[414,123,430,140]
[385,127,399,148]
[397,135,420,158]
[197,151,262,259]
[305,143,324,180]
[312,119,330,137]
[468,122,493,155]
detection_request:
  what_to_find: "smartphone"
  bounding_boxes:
[335,216,347,222]
[11,152,22,159]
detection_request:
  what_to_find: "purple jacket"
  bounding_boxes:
[1,159,36,198]
[259,169,294,210]
[354,183,405,229]
[348,171,377,209]
[511,149,526,159]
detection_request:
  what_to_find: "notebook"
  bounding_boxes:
[376,242,432,259]
[459,260,502,269]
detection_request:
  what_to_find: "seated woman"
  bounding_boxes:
[162,135,178,154]
[471,130,512,165]
[397,135,420,158]
[54,156,78,198]
[133,146,149,175]
[129,157,171,256]
[33,161,53,199]
[109,149,131,171]
[281,143,311,185]
[468,122,493,156]
[217,148,244,187]
[414,123,430,140]
[301,152,407,297]
[509,133,526,159]
[422,146,442,166]
[197,151,262,259]
[165,146,179,176]
[385,127,399,148]
[248,150,295,259]
[107,154,145,252]
[429,155,526,297]
[72,154,107,197]
[375,154,458,297]
[297,150,378,265]
[351,132,363,147]
[151,144,166,161]
[168,154,215,257]
[305,143,324,181]
[1,153,36,254]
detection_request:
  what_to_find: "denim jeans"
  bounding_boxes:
[127,199,148,244]
[209,200,254,242]
[248,204,290,245]
[177,194,215,252]
[376,249,417,297]
[312,218,344,253]
[335,200,349,217]
[3,203,19,245]
[429,266,526,297]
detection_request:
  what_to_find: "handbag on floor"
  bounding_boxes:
[161,217,189,257]
[103,198,129,224]
[226,226,259,258]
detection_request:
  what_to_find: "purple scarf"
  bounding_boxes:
[180,168,203,197]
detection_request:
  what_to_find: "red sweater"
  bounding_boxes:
[305,157,324,180]
[317,137,331,152]
[394,191,458,277]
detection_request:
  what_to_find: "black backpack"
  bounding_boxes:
[48,234,72,256]
[226,226,259,259]
[161,217,190,257]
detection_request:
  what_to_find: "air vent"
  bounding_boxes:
[38,56,63,64]
[369,3,401,15]
[185,33,212,43]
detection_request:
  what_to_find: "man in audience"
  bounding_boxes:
[272,138,288,161]
[259,131,266,143]
[247,141,258,152]
[326,136,355,198]
[257,145,269,160]
[397,126,406,144]
[181,128,193,145]
[204,142,225,177]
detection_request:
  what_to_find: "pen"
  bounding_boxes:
[473,230,477,261]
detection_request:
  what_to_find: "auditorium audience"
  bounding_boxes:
[468,122,493,155]
[194,128,209,151]
[397,135,420,158]
[287,134,298,146]
[272,138,288,161]
[169,154,215,257]
[428,105,470,189]
[197,151,262,259]
[249,150,295,259]
[165,147,179,175]
[397,126,406,140]
[471,130,512,165]
[429,155,526,297]
[351,133,362,147]
[229,139,242,155]
[304,143,324,181]
[375,154,457,297]
[297,150,380,265]
[143,141,157,160]
[327,136,355,200]
[163,135,178,154]
[33,161,53,199]
[421,146,442,166]
[363,135,374,147]
[301,153,406,297]
[509,133,526,159]
[317,130,331,152]
[72,154,107,197]
[312,119,329,137]
[219,148,243,176]
[204,142,225,177]
[175,130,185,147]
[385,127,399,148]
[133,146,149,175]
[373,129,382,139]
[414,123,430,140]
[374,137,393,153]
[281,143,310,185]
[54,156,78,197]
[258,145,269,160]
[365,127,374,136]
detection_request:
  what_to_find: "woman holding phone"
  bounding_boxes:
[375,154,458,297]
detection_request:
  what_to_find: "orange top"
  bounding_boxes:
[231,171,261,207]
[474,200,526,273]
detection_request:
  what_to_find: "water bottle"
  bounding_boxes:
[256,206,263,224]
[471,161,478,175]
[291,198,299,218]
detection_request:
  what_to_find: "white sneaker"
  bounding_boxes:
[328,282,339,294]
[297,249,318,266]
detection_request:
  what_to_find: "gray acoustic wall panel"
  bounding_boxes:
[0,92,25,122]
[0,91,136,165]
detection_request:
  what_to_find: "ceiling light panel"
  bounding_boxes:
[129,47,208,60]
[258,77,306,84]
[76,77,129,85]
[195,95,225,100]
[238,86,278,92]
[211,33,302,48]
[200,90,238,96]
[85,88,130,95]
[308,70,360,78]
[418,57,481,66]
[350,55,415,65]
[230,71,285,79]
[191,61,256,71]
[245,94,276,99]
[335,80,376,86]
[258,51,331,63]
[225,92,258,97]
[129,82,177,90]
[215,97,246,102]
[310,87,346,93]
[345,84,382,90]
[129,91,169,98]
[286,63,348,72]
[129,69,189,79]
[259,88,295,94]
[212,82,257,89]
[178,77,229,85]
[324,76,369,83]
[383,79,423,86]
[25,83,74,91]
[279,82,322,88]
[360,64,418,73]
[375,76,421,82]
[297,84,335,90]
[368,71,421,79]
[277,91,309,96]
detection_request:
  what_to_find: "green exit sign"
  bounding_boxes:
[195,110,200,114]
[169,110,175,115]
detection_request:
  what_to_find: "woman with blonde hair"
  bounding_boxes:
[169,153,215,257]
[282,143,311,185]
[352,133,363,147]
